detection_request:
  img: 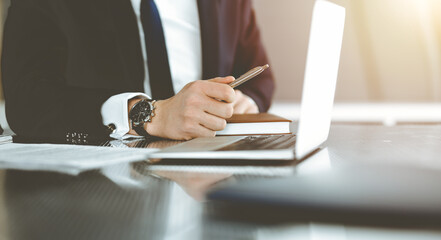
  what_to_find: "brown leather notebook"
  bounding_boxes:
[216,113,292,136]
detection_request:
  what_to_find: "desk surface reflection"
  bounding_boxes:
[1,124,441,240]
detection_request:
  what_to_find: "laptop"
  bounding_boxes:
[149,0,346,161]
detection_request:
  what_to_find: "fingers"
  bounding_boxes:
[244,103,259,114]
[234,100,248,114]
[201,78,236,103]
[185,77,235,103]
[208,76,235,84]
[202,97,234,119]
[199,112,227,131]
[233,90,259,114]
[188,124,217,138]
[233,90,246,114]
[182,86,234,119]
[175,112,216,140]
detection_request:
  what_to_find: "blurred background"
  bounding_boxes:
[254,0,441,102]
[2,0,441,127]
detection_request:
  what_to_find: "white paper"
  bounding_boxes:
[0,143,158,175]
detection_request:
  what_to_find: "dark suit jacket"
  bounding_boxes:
[2,0,275,140]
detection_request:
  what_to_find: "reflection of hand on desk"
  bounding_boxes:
[153,171,232,201]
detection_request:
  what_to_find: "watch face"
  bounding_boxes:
[129,100,153,125]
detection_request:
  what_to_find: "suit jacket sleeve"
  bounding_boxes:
[1,1,118,140]
[234,0,275,113]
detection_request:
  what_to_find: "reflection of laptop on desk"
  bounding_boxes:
[150,0,346,161]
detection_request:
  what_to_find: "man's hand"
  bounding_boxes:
[232,90,259,114]
[142,77,236,140]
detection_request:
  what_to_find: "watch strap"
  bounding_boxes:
[133,125,151,137]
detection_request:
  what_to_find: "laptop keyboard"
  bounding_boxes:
[217,135,296,151]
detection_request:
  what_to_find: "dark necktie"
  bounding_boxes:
[141,0,174,100]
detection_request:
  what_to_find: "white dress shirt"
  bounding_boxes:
[101,0,202,139]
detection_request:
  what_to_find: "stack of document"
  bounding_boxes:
[0,143,158,175]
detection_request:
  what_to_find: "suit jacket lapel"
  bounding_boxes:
[198,0,220,79]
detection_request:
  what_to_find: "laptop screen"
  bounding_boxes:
[295,0,346,159]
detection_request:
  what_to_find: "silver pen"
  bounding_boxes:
[229,64,270,89]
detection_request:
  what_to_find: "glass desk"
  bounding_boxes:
[1,124,441,240]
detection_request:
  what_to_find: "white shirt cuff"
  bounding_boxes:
[101,92,150,139]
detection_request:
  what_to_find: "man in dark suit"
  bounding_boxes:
[1,0,274,140]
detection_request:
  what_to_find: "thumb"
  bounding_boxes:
[208,76,235,84]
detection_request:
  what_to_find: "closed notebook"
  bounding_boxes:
[216,113,292,136]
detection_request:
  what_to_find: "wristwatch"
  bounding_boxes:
[129,98,156,137]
